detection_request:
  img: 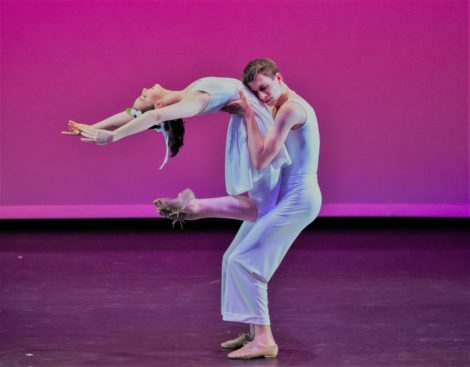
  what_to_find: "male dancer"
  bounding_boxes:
[157,58,321,359]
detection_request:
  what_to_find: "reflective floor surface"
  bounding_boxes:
[1,219,469,366]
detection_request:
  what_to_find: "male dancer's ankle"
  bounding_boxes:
[249,325,255,340]
[253,336,276,347]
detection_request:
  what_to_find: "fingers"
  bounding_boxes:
[62,121,81,136]
[70,121,93,134]
[222,100,244,114]
[62,131,80,136]
[221,103,235,110]
[80,131,96,140]
[239,90,249,105]
[65,120,99,143]
[222,101,239,109]
[77,126,97,137]
[221,107,237,114]
[74,124,89,132]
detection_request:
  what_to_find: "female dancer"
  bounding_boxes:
[66,78,291,216]
[156,59,322,359]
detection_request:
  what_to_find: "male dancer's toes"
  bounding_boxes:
[227,341,278,359]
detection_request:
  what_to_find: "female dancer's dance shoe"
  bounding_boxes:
[220,333,253,349]
[153,188,195,228]
[227,341,278,359]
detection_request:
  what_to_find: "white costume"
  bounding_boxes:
[221,96,322,325]
[187,77,291,216]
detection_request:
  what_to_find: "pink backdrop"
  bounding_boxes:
[1,0,468,218]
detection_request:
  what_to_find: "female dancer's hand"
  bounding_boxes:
[61,120,89,136]
[221,90,252,116]
[76,125,115,145]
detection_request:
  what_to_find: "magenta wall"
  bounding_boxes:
[1,0,468,218]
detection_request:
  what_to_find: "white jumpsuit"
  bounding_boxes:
[221,96,322,325]
[187,77,291,216]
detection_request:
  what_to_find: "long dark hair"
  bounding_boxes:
[150,119,185,157]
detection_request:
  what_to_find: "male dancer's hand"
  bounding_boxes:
[221,90,252,117]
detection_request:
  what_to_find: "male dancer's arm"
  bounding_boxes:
[225,91,303,170]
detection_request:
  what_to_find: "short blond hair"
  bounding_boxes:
[243,58,279,84]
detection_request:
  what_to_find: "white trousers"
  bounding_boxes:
[221,174,322,325]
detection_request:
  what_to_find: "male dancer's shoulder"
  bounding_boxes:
[275,99,307,128]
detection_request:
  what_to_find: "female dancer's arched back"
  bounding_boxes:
[64,76,291,220]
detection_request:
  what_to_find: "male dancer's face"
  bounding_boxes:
[247,73,283,107]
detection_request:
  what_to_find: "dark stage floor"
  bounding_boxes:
[0,219,469,367]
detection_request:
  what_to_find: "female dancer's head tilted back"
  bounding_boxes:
[134,84,185,157]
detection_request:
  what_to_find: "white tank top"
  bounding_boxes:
[281,95,320,177]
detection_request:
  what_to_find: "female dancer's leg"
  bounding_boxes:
[176,195,258,222]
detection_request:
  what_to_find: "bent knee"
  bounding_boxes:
[225,253,246,273]
[225,255,267,282]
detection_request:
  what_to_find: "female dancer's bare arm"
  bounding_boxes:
[65,82,188,136]
[76,92,210,144]
[90,111,134,130]
[63,112,134,136]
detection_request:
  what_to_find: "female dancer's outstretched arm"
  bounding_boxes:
[76,92,209,144]
[63,112,135,136]
[64,83,181,137]
[87,111,134,130]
